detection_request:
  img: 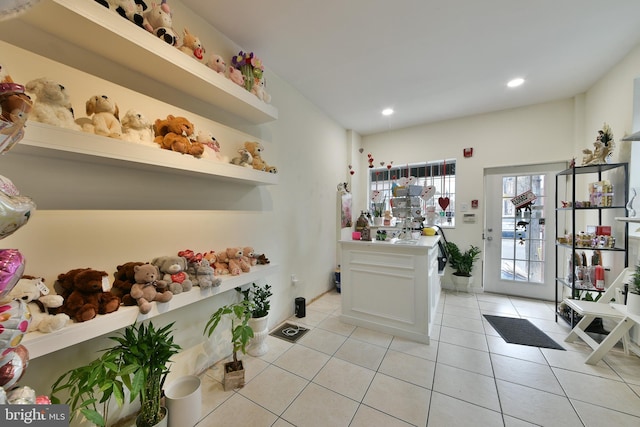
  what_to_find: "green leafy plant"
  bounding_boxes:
[445,242,481,277]
[236,283,273,318]
[50,321,180,427]
[203,299,254,371]
[371,201,385,217]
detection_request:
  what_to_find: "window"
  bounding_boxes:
[368,160,456,227]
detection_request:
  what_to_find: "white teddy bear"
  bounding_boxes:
[121,109,155,145]
[24,77,82,131]
[82,95,122,138]
[8,277,69,333]
[251,78,271,103]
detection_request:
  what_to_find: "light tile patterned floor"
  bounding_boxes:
[195,290,640,427]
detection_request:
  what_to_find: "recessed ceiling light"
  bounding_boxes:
[507,78,525,88]
[382,108,394,116]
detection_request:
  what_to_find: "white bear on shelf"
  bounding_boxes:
[82,95,122,139]
[8,277,69,333]
[25,77,82,131]
[121,109,156,146]
[195,130,228,162]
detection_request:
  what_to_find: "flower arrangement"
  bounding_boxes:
[232,51,264,92]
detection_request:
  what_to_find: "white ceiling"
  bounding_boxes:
[182,0,640,136]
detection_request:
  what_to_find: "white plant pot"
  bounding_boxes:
[248,315,269,357]
[627,292,640,315]
[165,376,202,427]
[451,274,474,292]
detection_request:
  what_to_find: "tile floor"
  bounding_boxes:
[195,290,640,427]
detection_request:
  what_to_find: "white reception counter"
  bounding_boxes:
[339,236,441,344]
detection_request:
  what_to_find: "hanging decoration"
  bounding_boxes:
[367,153,374,168]
[348,164,354,176]
[437,160,450,211]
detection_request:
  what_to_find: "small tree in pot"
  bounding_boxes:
[445,242,481,289]
[237,283,273,356]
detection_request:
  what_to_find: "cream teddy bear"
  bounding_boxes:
[82,95,122,138]
[8,277,69,333]
[24,77,82,131]
[121,109,155,145]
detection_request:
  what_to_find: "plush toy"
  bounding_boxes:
[8,276,69,333]
[195,130,228,162]
[24,77,81,131]
[151,255,193,294]
[59,269,121,322]
[251,78,271,103]
[143,1,178,45]
[195,259,221,288]
[177,249,202,281]
[178,28,205,62]
[153,114,204,157]
[255,253,270,265]
[121,109,155,145]
[243,247,258,266]
[130,263,172,314]
[111,261,145,306]
[226,247,247,275]
[0,76,32,125]
[52,267,91,302]
[244,141,277,173]
[206,54,226,74]
[95,0,148,28]
[82,95,122,138]
[228,67,244,87]
[209,250,229,275]
[230,148,253,167]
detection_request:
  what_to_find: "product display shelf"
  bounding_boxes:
[13,122,278,185]
[554,163,629,327]
[3,0,277,124]
[22,263,278,360]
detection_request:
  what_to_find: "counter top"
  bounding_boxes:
[339,235,440,249]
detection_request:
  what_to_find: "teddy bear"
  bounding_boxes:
[130,263,172,314]
[255,253,270,265]
[0,75,32,126]
[226,247,248,275]
[151,255,193,294]
[230,148,253,167]
[110,261,145,306]
[251,78,271,103]
[58,268,121,322]
[24,77,82,131]
[195,259,221,288]
[208,250,229,275]
[52,267,92,302]
[206,54,226,74]
[243,247,258,266]
[195,130,228,162]
[94,0,148,28]
[153,114,204,157]
[244,141,277,173]
[177,249,202,281]
[8,276,69,333]
[178,28,205,62]
[120,109,155,145]
[228,67,244,87]
[81,95,122,138]
[143,1,178,45]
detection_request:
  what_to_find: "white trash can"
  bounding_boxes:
[165,375,202,427]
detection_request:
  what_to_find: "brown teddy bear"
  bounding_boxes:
[243,246,258,266]
[130,263,172,314]
[244,141,277,173]
[204,251,228,275]
[111,261,145,306]
[153,114,204,157]
[59,268,121,322]
[226,247,248,275]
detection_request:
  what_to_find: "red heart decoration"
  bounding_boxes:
[438,197,450,210]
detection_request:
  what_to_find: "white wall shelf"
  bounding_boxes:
[14,122,278,186]
[22,263,278,359]
[9,0,277,124]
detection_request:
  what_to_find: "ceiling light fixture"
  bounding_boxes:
[382,108,394,116]
[507,78,525,88]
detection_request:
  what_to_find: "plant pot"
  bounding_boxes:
[165,375,202,427]
[223,360,245,391]
[136,406,168,427]
[248,315,269,357]
[627,292,640,315]
[451,274,474,291]
[373,217,383,226]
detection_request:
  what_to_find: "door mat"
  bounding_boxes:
[270,322,309,343]
[483,315,565,350]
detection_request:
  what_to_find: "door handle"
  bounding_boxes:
[486,236,493,241]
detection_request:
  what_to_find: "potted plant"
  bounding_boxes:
[627,264,640,315]
[371,200,385,226]
[110,321,181,427]
[50,321,180,427]
[203,299,254,390]
[445,241,481,289]
[237,283,273,356]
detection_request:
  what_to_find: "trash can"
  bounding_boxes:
[334,266,341,293]
[295,297,306,318]
[165,375,202,427]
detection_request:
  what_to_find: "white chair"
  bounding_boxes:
[564,268,631,364]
